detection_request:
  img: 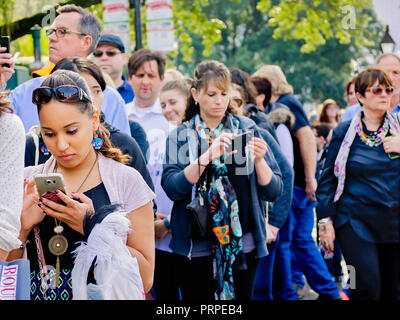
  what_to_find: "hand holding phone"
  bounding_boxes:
[0,36,10,68]
[225,131,253,154]
[34,173,67,205]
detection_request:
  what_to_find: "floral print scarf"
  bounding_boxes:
[192,113,246,300]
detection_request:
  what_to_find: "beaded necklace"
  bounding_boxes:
[355,119,389,147]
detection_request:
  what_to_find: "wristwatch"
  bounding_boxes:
[318,217,332,227]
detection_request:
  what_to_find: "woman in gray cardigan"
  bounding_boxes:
[162,60,282,300]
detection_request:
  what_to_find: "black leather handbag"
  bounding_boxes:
[186,166,211,237]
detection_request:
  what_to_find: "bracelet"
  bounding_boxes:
[163,217,171,230]
[19,240,29,250]
[305,178,316,183]
[318,217,332,227]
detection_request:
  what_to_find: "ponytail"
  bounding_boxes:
[96,124,132,164]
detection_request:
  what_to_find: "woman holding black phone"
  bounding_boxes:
[161,60,283,300]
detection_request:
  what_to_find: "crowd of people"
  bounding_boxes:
[0,4,400,301]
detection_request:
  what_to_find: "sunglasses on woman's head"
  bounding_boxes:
[32,85,92,105]
[365,86,394,95]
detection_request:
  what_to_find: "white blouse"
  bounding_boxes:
[0,112,25,252]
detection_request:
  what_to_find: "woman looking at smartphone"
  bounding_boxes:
[317,67,400,300]
[7,70,155,300]
[161,60,283,300]
[24,57,154,192]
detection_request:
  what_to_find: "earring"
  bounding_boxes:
[40,144,50,155]
[92,136,103,150]
[195,100,199,106]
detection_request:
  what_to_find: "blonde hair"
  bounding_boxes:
[164,68,185,81]
[253,65,293,96]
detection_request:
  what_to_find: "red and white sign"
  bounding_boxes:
[146,0,175,52]
[103,0,131,52]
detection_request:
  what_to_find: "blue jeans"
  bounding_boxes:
[252,233,280,300]
[273,186,340,300]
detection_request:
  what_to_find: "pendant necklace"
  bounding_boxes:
[49,153,98,287]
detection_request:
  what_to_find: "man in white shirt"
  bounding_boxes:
[126,49,169,133]
[126,48,179,299]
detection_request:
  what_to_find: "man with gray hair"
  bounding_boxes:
[1,4,130,134]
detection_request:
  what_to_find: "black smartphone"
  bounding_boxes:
[0,36,10,68]
[226,131,253,153]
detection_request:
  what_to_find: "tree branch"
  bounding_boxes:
[0,0,101,40]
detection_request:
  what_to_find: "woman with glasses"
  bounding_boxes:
[317,67,400,300]
[162,60,283,300]
[7,70,155,300]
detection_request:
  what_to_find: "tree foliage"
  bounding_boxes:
[174,0,383,107]
[0,0,385,107]
[256,0,375,53]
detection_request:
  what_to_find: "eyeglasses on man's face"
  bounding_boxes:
[92,50,121,58]
[46,27,87,38]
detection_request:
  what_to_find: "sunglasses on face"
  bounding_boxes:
[46,27,87,38]
[32,85,92,105]
[92,50,121,58]
[365,86,394,95]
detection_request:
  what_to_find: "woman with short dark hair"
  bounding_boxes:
[317,67,400,300]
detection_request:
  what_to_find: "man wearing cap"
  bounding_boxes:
[93,34,134,104]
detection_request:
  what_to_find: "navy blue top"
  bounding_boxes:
[117,75,135,104]
[277,94,311,189]
[316,120,400,243]
[129,119,150,163]
[226,162,253,234]
[27,183,111,270]
[244,104,278,142]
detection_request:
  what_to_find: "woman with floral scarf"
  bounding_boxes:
[316,67,400,300]
[161,60,283,300]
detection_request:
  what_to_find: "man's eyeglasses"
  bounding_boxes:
[365,86,394,95]
[32,85,92,105]
[92,50,121,58]
[46,28,87,38]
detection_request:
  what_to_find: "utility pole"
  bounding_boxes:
[132,0,143,51]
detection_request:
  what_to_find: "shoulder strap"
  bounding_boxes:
[27,125,41,166]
